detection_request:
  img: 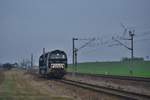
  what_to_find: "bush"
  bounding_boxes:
[122,57,144,62]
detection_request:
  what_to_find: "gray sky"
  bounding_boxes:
[0,0,150,64]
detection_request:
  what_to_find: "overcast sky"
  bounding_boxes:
[0,0,150,64]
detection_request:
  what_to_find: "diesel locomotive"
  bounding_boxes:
[39,49,67,78]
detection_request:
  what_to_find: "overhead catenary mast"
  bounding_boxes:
[112,30,135,61]
[72,37,95,76]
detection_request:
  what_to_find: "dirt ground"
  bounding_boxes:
[0,69,126,100]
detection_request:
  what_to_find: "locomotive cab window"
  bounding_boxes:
[50,53,66,59]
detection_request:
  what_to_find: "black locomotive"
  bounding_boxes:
[39,49,67,78]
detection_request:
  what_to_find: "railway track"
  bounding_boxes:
[67,72,150,82]
[27,69,150,99]
[60,78,150,100]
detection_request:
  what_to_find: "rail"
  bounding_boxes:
[60,78,150,100]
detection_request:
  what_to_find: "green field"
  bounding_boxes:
[67,61,150,78]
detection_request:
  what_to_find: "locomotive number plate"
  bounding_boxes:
[51,63,64,68]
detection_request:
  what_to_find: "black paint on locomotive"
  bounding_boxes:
[39,50,67,78]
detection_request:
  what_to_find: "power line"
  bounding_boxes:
[112,30,135,60]
[134,38,150,42]
[77,38,95,51]
[135,31,150,37]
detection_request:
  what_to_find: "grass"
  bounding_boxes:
[0,70,73,100]
[67,61,150,77]
[0,70,5,85]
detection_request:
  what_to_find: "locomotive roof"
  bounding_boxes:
[50,49,66,54]
[39,49,67,58]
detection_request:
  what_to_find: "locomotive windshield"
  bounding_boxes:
[50,53,66,59]
[49,51,67,59]
[48,50,67,64]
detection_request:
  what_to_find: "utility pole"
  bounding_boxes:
[129,30,134,75]
[72,38,78,76]
[72,38,74,66]
[129,30,134,61]
[72,37,95,76]
[72,38,78,65]
[43,48,46,65]
[112,30,135,75]
[31,53,33,68]
[74,48,78,71]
